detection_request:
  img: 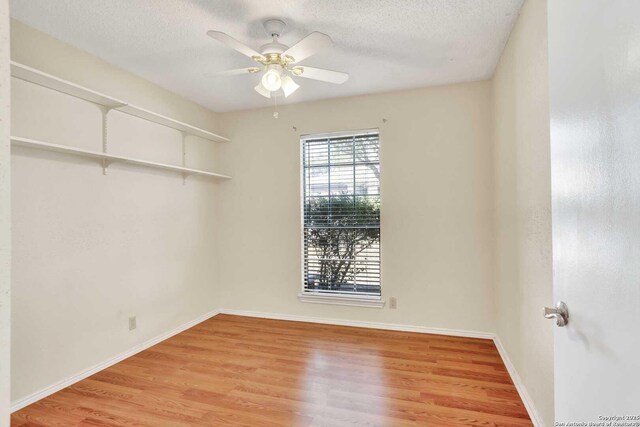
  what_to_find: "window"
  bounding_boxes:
[301,129,381,304]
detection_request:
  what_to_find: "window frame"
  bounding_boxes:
[298,128,384,308]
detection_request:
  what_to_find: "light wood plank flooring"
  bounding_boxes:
[12,314,532,426]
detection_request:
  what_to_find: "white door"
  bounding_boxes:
[548,0,640,423]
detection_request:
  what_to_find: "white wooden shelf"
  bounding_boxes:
[11,136,232,180]
[10,61,229,143]
[116,104,228,143]
[11,62,127,108]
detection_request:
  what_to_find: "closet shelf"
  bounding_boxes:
[11,61,127,108]
[10,62,229,143]
[115,105,228,143]
[11,136,232,180]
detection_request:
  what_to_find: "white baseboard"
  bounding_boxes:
[493,335,544,427]
[10,309,220,413]
[218,308,494,339]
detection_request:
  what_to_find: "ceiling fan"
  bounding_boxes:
[207,19,349,99]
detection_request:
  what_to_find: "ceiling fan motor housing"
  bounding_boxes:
[259,41,288,55]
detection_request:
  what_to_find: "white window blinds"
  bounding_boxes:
[302,130,381,296]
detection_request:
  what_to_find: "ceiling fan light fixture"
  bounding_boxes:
[281,75,300,98]
[207,20,349,100]
[254,82,271,98]
[261,64,282,91]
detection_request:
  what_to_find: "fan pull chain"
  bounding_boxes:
[273,94,279,119]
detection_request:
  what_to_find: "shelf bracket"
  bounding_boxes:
[98,105,113,175]
[181,131,187,185]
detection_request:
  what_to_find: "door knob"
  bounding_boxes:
[543,301,569,327]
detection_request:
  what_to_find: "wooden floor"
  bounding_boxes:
[12,314,532,426]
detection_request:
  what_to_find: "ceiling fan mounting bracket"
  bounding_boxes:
[263,19,286,38]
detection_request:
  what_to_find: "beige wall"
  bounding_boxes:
[218,81,496,333]
[492,0,553,425]
[10,21,225,404]
[1,0,11,423]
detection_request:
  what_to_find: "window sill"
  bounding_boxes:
[297,293,385,308]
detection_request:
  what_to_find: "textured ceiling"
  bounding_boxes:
[10,0,524,112]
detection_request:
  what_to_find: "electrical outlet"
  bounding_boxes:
[389,297,397,309]
[128,316,137,331]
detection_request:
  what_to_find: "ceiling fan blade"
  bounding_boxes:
[281,75,300,98]
[283,32,333,63]
[254,82,271,98]
[205,67,261,78]
[207,31,264,60]
[291,66,349,84]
